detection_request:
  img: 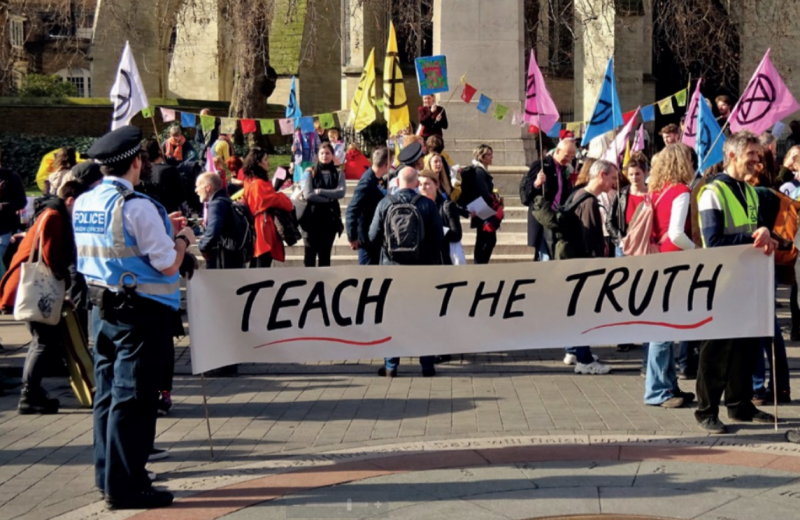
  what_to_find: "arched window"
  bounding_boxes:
[55,67,92,97]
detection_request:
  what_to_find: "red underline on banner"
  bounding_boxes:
[581,317,714,335]
[253,336,393,349]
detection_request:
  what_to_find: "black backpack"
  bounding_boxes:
[384,194,425,263]
[519,157,551,207]
[531,192,594,259]
[223,201,256,263]
[270,208,302,247]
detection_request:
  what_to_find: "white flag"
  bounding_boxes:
[110,41,149,130]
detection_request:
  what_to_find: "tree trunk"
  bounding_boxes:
[228,0,276,120]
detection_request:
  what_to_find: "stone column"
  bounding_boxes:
[433,0,532,166]
[341,0,387,111]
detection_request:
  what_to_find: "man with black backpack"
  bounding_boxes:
[369,167,444,377]
[195,172,246,269]
[521,139,577,261]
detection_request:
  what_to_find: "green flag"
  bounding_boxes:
[675,88,688,107]
[141,107,153,118]
[319,113,336,130]
[494,104,509,122]
[200,115,216,133]
[259,119,276,135]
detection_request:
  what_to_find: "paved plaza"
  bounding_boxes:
[1,294,800,520]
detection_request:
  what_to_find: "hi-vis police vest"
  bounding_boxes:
[698,179,759,247]
[73,179,180,310]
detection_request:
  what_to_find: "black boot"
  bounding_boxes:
[18,386,59,415]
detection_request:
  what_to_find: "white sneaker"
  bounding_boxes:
[574,361,612,375]
[563,353,599,366]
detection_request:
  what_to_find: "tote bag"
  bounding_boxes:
[13,219,66,326]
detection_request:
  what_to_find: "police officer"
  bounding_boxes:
[73,126,197,510]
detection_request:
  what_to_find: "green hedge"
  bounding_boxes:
[0,133,96,187]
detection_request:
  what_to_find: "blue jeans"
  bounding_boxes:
[645,341,679,405]
[753,316,791,394]
[93,299,173,496]
[384,356,435,372]
[358,246,379,266]
[565,346,593,364]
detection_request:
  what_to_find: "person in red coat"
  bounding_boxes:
[417,95,449,142]
[241,148,293,267]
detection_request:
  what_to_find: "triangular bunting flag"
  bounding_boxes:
[622,110,637,125]
[160,108,175,123]
[462,83,477,103]
[566,122,583,137]
[658,97,675,115]
[511,110,526,127]
[241,119,257,134]
[201,115,216,133]
[494,104,509,122]
[278,118,295,136]
[675,88,688,107]
[476,94,492,114]
[181,112,196,128]
[259,119,275,135]
[141,107,152,119]
[220,117,237,135]
[319,113,336,130]
[640,105,655,123]
[299,116,315,134]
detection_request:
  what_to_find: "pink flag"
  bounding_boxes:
[729,49,800,135]
[205,147,215,173]
[524,52,559,132]
[160,107,176,123]
[632,124,646,153]
[681,79,702,148]
[603,107,640,165]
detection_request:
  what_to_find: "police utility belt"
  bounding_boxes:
[88,272,155,320]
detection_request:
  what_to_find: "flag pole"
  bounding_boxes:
[200,373,215,460]
[149,113,164,150]
[772,342,779,431]
[701,118,731,169]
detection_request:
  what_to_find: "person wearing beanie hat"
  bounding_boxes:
[71,161,103,188]
[73,125,197,510]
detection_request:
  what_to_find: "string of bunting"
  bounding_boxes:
[142,106,352,136]
[456,76,690,139]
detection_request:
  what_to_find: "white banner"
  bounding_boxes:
[187,246,774,374]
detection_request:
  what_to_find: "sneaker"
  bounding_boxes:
[659,396,685,409]
[786,429,800,444]
[764,390,792,404]
[564,353,599,366]
[675,390,695,405]
[18,386,59,415]
[421,368,436,377]
[574,361,611,375]
[377,367,396,378]
[616,343,634,352]
[640,367,647,379]
[697,417,728,434]
[105,488,174,510]
[729,410,777,424]
[157,391,172,417]
[148,448,169,462]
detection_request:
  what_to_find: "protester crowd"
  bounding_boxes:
[2,92,800,510]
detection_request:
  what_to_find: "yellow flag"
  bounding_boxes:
[350,48,378,132]
[383,22,410,135]
[622,139,631,168]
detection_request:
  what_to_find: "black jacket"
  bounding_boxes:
[369,188,444,266]
[0,168,26,236]
[345,169,384,247]
[526,155,572,248]
[137,163,187,214]
[606,185,631,246]
[198,189,244,269]
[459,163,494,229]
[437,197,462,265]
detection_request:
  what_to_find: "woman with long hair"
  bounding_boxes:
[643,143,696,409]
[300,143,346,267]
[45,147,77,195]
[419,169,463,265]
[424,153,454,198]
[241,147,293,267]
[606,152,649,257]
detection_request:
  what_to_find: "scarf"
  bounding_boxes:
[166,136,186,162]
